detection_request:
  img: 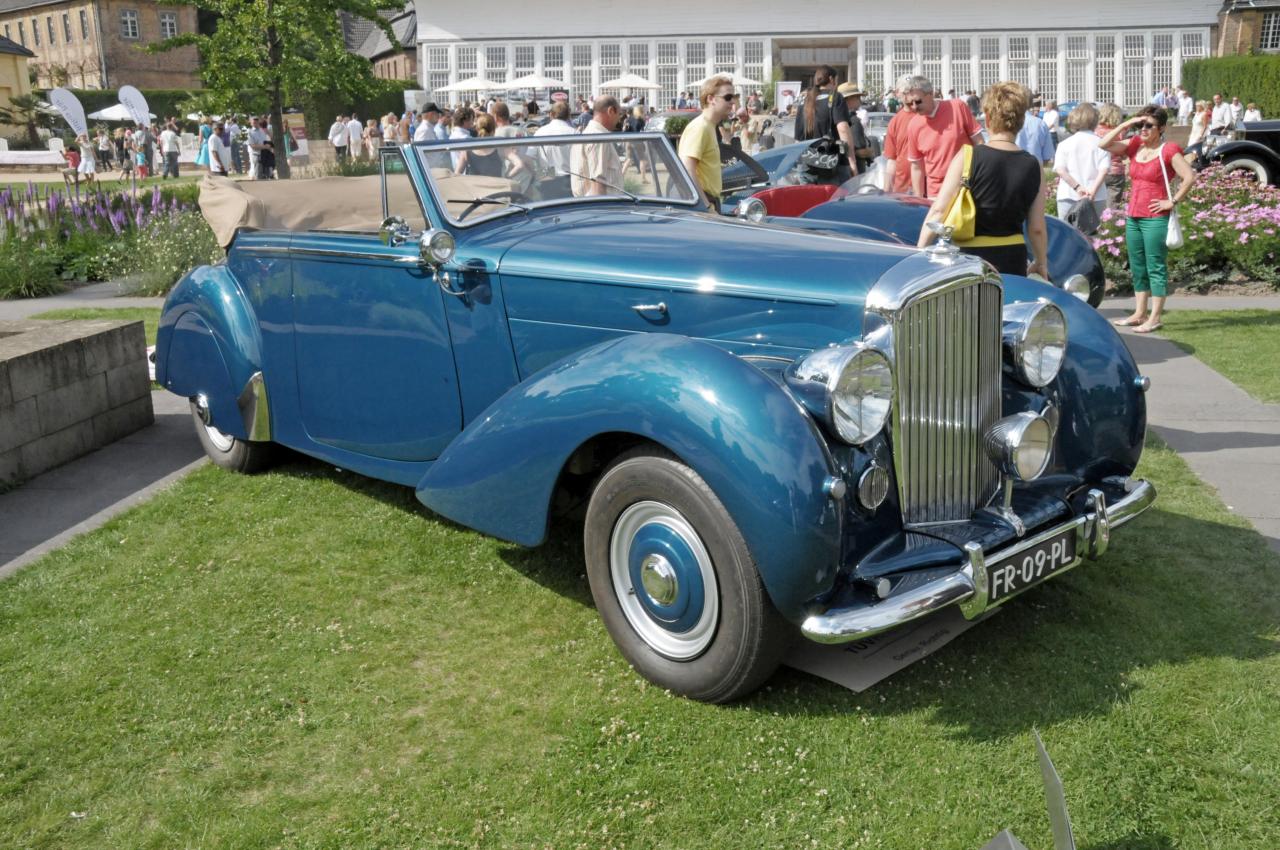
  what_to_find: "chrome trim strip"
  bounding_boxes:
[236,371,271,442]
[290,246,421,264]
[502,268,840,306]
[799,479,1156,644]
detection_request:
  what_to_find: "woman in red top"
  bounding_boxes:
[1099,105,1196,333]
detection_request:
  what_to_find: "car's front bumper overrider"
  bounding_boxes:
[800,479,1157,644]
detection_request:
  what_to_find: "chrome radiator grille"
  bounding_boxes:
[892,278,1003,525]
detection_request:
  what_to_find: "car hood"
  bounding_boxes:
[496,206,917,310]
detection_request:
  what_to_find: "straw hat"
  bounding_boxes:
[837,82,866,98]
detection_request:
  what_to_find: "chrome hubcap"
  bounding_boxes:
[640,554,678,606]
[195,395,234,452]
[610,501,718,660]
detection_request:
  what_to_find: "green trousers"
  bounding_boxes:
[1126,216,1170,297]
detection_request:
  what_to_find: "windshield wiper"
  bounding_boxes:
[460,197,532,212]
[561,168,640,202]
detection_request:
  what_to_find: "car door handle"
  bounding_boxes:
[631,302,667,316]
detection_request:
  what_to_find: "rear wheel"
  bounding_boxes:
[584,448,790,702]
[1222,155,1272,186]
[190,399,276,473]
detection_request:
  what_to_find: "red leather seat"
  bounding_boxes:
[752,184,840,217]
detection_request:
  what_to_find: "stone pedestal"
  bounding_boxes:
[0,319,154,489]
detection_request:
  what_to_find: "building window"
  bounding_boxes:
[950,37,972,95]
[599,42,621,90]
[46,15,55,44]
[1065,35,1088,101]
[1008,36,1031,87]
[863,37,885,97]
[484,44,506,84]
[571,43,592,101]
[891,37,914,81]
[743,39,764,90]
[159,12,178,39]
[62,12,71,42]
[1152,33,1173,96]
[17,21,25,45]
[713,40,735,75]
[426,46,449,101]
[514,44,534,76]
[1123,33,1146,107]
[921,37,942,87]
[32,18,39,47]
[120,9,139,40]
[80,9,89,39]
[979,36,1000,91]
[1261,12,1280,51]
[543,44,563,76]
[628,42,648,76]
[1037,35,1058,101]
[3,24,9,42]
[657,41,678,108]
[685,41,705,90]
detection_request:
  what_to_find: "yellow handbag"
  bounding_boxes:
[941,144,977,242]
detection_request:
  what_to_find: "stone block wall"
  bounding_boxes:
[0,319,153,489]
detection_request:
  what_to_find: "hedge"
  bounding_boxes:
[49,88,202,124]
[1181,56,1280,116]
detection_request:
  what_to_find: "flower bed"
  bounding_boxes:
[1091,166,1280,291]
[0,183,220,300]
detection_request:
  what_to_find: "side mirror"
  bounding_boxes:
[380,215,411,246]
[419,228,456,267]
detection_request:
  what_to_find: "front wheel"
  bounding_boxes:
[584,449,790,702]
[1222,155,1272,186]
[190,400,276,473]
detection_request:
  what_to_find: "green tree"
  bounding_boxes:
[151,0,402,177]
[0,94,58,148]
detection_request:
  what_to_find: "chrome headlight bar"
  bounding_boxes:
[786,343,894,445]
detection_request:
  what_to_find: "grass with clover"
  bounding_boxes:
[1,438,1279,849]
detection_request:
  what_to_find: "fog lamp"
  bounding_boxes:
[984,412,1052,481]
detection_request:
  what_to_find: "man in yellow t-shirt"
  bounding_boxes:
[679,74,737,210]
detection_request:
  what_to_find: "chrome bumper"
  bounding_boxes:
[800,479,1157,645]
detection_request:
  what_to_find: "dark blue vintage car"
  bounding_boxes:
[157,133,1155,702]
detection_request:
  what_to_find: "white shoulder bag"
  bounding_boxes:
[1160,143,1183,249]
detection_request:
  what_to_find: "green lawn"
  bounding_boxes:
[1,440,1278,849]
[1157,310,1280,403]
[29,308,161,347]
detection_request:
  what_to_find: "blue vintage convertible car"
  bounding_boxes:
[157,133,1155,702]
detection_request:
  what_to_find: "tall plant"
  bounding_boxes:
[0,94,58,147]
[149,0,402,178]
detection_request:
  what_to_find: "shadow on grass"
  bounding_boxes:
[749,505,1280,740]
[1084,834,1175,850]
[254,456,1280,744]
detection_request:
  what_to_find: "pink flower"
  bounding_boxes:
[1239,232,1250,244]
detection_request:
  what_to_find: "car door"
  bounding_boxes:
[290,152,462,462]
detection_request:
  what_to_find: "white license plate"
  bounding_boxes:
[987,529,1078,603]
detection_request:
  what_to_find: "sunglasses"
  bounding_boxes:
[717,93,738,102]
[1137,122,1159,130]
[906,98,926,106]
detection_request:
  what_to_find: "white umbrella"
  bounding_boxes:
[597,73,661,90]
[87,103,156,122]
[504,73,567,89]
[691,73,763,88]
[437,76,505,93]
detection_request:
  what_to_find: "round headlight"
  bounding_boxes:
[421,229,456,265]
[735,197,767,222]
[984,412,1052,481]
[831,348,893,445]
[1063,274,1091,301]
[1003,300,1067,388]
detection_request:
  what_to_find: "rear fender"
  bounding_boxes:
[1209,140,1280,171]
[156,264,265,440]
[415,334,842,621]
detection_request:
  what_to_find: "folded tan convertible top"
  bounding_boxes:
[199,170,515,249]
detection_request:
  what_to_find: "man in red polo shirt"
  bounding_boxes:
[904,75,984,198]
[881,74,917,194]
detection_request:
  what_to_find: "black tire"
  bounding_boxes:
[584,448,791,702]
[1222,156,1272,186]
[190,401,276,473]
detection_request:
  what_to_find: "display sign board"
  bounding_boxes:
[49,88,87,137]
[282,112,307,141]
[774,81,801,113]
[117,85,152,127]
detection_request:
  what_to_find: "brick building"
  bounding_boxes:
[1217,0,1280,54]
[356,4,416,80]
[0,0,199,90]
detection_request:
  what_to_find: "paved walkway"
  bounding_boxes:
[2,290,1279,580]
[1099,295,1280,553]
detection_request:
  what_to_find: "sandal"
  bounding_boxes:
[1133,322,1163,334]
[1113,316,1146,327]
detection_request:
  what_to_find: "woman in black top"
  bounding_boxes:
[793,64,857,184]
[917,82,1048,278]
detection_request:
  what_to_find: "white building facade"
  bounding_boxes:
[413,1,1222,108]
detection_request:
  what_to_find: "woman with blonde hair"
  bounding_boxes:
[453,112,526,179]
[918,82,1048,278]
[1187,99,1211,146]
[1054,102,1111,226]
[364,118,379,158]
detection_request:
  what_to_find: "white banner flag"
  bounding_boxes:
[49,87,87,137]
[117,85,152,127]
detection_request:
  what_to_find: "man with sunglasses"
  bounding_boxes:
[679,74,737,210]
[903,75,984,198]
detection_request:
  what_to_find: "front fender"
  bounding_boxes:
[416,334,842,621]
[1004,277,1147,479]
[1204,139,1280,171]
[156,263,264,439]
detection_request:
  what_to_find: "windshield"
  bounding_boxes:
[414,132,700,226]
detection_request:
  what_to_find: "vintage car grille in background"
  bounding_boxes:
[893,278,1003,525]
